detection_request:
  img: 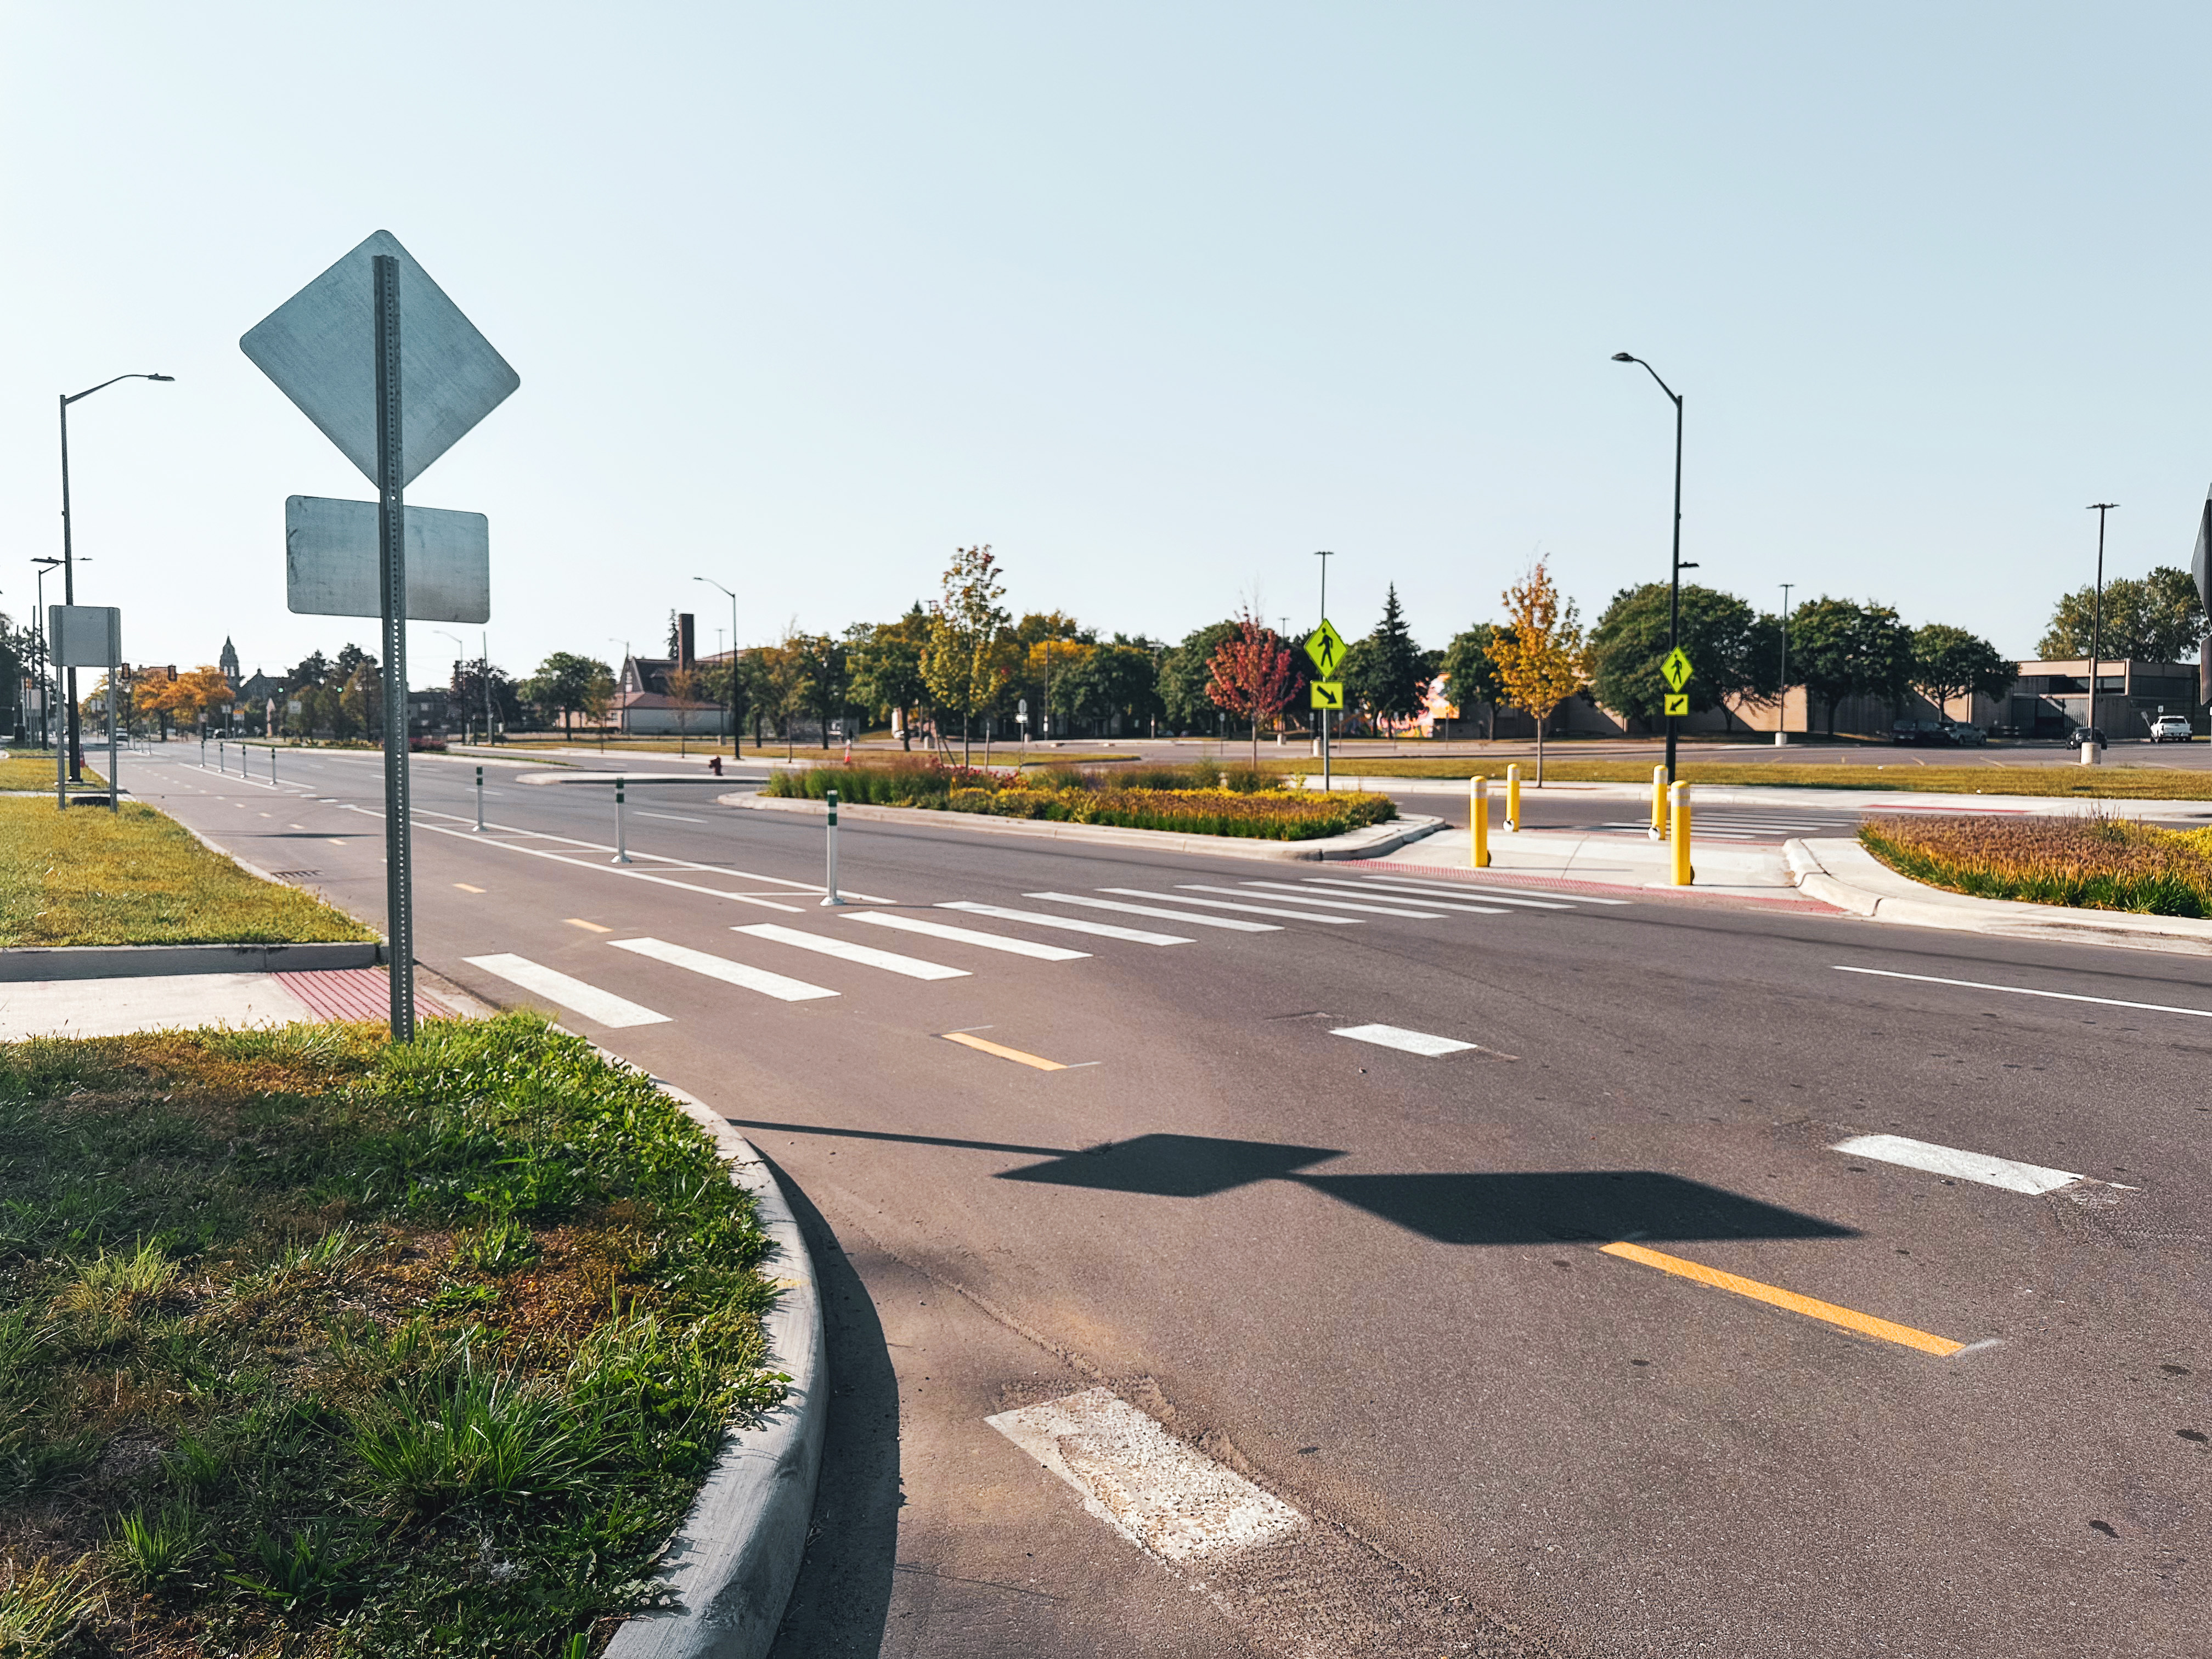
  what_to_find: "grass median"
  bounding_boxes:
[0,1013,787,1657]
[1247,755,2212,798]
[0,799,375,948]
[0,759,101,792]
[1860,812,2212,915]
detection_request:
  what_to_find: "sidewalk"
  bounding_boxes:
[0,967,464,1041]
[1380,824,1818,903]
[1305,775,2212,820]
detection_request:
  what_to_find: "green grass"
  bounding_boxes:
[1244,755,2212,797]
[0,1013,787,1657]
[0,757,101,791]
[1861,814,2212,915]
[0,797,376,947]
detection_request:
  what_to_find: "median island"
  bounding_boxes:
[0,1014,785,1655]
[1860,813,2212,916]
[766,756,1396,841]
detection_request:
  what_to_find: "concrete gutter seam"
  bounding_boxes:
[719,791,1444,862]
[1785,836,2212,956]
[600,1069,825,1659]
[0,942,385,982]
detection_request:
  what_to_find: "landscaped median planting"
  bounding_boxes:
[765,755,1396,840]
[0,1013,785,1657]
[1860,812,2212,916]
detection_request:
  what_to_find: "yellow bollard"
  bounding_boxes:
[1650,763,1668,840]
[1669,781,1692,885]
[1470,775,1491,868]
[1505,763,1521,832]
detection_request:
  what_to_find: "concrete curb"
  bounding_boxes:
[1786,836,2212,956]
[520,772,753,786]
[602,1074,825,1659]
[1302,775,2212,819]
[719,791,1445,862]
[0,942,386,982]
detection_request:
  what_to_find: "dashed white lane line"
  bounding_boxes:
[1329,1023,1477,1057]
[1830,1132,2083,1196]
[610,936,838,1002]
[462,953,672,1028]
[734,922,969,980]
[1313,876,1575,911]
[1834,965,2212,1020]
[845,912,1090,961]
[986,1389,1303,1562]
[1094,887,1362,924]
[1024,891,1280,932]
[633,810,706,823]
[1177,883,1441,919]
[939,901,1193,946]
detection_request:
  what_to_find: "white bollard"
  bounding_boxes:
[611,777,631,864]
[821,788,844,905]
[474,764,485,831]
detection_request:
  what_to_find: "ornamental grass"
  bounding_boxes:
[766,758,1393,839]
[1859,813,2212,916]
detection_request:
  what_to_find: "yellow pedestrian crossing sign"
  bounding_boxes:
[1311,679,1345,711]
[1664,692,1689,716]
[1304,620,1346,676]
[1660,647,1693,692]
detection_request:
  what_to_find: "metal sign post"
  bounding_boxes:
[374,255,416,1040]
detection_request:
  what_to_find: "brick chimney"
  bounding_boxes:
[677,613,696,672]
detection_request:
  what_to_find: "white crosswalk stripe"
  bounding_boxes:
[610,936,838,1001]
[463,953,672,1027]
[1175,883,1441,918]
[1285,879,1508,916]
[1330,1023,1477,1057]
[939,900,1193,946]
[733,922,969,980]
[1094,888,1362,924]
[1024,891,1280,932]
[844,912,1091,960]
[1310,876,1581,910]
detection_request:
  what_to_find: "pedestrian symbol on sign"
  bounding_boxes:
[1304,620,1346,676]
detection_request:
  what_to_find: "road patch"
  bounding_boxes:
[461,953,671,1028]
[1600,1240,1965,1357]
[985,1388,1302,1561]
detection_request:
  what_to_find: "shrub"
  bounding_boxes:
[1861,813,2212,915]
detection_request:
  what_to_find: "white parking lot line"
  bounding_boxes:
[986,1388,1303,1561]
[939,901,1193,945]
[1830,1132,2082,1196]
[1024,891,1279,932]
[1329,1023,1477,1057]
[608,936,838,1002]
[845,912,1090,960]
[1094,887,1362,923]
[733,923,969,980]
[461,953,672,1028]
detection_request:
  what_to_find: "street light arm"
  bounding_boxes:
[64,373,174,406]
[693,575,735,600]
[1611,353,1680,407]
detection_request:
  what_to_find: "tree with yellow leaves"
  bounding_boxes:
[1486,560,1587,783]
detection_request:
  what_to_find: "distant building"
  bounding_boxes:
[219,636,241,690]
[614,612,730,735]
[1997,659,2198,738]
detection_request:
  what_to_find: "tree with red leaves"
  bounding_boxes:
[1205,612,1302,764]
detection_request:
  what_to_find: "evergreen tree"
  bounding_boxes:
[1347,585,1425,730]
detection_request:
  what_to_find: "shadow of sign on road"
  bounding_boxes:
[996,1132,1343,1198]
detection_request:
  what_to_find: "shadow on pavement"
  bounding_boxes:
[996,1132,1344,1198]
[761,1155,900,1657]
[1294,1170,1855,1244]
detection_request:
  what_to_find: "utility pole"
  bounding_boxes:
[2086,504,2118,752]
[1776,582,1793,746]
[694,576,740,756]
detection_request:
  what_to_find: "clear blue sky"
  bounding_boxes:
[6,3,2209,687]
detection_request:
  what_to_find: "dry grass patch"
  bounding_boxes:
[1860,813,2212,915]
[0,759,101,792]
[0,798,375,948]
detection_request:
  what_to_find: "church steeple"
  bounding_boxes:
[220,636,241,689]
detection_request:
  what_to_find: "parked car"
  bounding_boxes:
[1891,720,1946,745]
[2151,715,2195,743]
[1940,720,1987,746]
[2067,726,2108,750]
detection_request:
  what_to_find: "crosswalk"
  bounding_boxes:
[461,871,1626,1028]
[1589,809,1860,843]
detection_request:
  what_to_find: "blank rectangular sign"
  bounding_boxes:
[49,605,121,668]
[285,495,489,623]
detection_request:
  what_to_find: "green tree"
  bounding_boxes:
[789,632,850,748]
[528,651,613,740]
[1159,622,1239,731]
[1438,625,1503,737]
[1486,561,1587,782]
[1586,583,1780,727]
[849,608,934,748]
[921,545,1013,764]
[1789,599,1914,735]
[338,662,381,741]
[1911,624,2017,718]
[2037,566,2205,663]
[1342,585,1426,732]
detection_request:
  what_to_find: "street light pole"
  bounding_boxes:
[694,576,740,756]
[1612,354,1686,781]
[433,630,466,742]
[2086,504,2118,748]
[59,373,172,781]
[1776,582,1793,746]
[31,559,60,750]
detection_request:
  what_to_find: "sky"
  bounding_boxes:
[7,3,2212,689]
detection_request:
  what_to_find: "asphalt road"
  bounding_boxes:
[123,740,2211,1657]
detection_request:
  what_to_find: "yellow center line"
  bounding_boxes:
[941,1031,1066,1071]
[566,918,612,933]
[454,883,486,894]
[1599,1241,1965,1357]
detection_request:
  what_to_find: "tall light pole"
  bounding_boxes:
[1612,353,1686,780]
[31,558,61,749]
[1776,582,1793,745]
[2086,504,2118,747]
[694,576,740,756]
[432,630,467,741]
[60,373,172,780]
